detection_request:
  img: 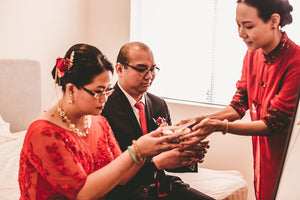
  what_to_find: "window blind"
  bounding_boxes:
[130,0,299,105]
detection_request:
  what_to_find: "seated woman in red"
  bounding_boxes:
[18,43,180,200]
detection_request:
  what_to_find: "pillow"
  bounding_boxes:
[0,115,17,143]
[0,115,9,132]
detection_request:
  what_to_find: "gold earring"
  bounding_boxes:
[68,93,73,104]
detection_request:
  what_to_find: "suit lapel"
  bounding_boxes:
[144,93,152,123]
[114,84,144,136]
[144,93,159,132]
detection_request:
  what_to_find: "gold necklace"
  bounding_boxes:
[57,104,89,137]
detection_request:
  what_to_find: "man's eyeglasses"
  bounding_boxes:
[120,62,160,77]
[82,87,115,99]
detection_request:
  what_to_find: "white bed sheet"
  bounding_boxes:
[166,168,248,200]
[0,129,25,200]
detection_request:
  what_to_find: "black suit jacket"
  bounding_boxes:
[102,83,172,151]
[102,84,196,199]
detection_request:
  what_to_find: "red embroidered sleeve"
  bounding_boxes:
[101,117,122,158]
[230,87,249,118]
[263,105,292,131]
[21,125,88,199]
[92,116,121,170]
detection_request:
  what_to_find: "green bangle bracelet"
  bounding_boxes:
[128,146,139,164]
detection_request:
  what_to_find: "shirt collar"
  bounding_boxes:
[117,82,145,108]
[264,31,291,63]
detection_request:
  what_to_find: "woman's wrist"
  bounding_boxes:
[128,146,139,164]
[132,140,145,163]
[222,119,229,134]
[151,156,162,170]
[128,140,145,165]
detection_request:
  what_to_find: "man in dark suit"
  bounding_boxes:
[102,42,214,200]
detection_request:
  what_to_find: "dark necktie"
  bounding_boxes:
[135,102,148,135]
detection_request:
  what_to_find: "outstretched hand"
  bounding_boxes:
[152,148,201,170]
[176,115,206,127]
[180,118,223,146]
[135,127,182,157]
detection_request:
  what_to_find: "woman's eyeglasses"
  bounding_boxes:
[120,62,160,77]
[82,87,115,99]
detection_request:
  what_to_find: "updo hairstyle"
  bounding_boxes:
[237,0,293,27]
[51,44,114,92]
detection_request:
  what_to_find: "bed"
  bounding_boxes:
[0,59,41,200]
[0,59,248,200]
[166,169,248,200]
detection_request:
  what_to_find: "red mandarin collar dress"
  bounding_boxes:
[230,32,300,200]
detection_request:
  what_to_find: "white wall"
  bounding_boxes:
[0,0,130,108]
[0,1,255,199]
[0,0,89,109]
[87,0,131,65]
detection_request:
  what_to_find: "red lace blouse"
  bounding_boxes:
[18,115,122,200]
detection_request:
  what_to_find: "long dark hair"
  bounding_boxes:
[51,44,114,92]
[237,0,293,27]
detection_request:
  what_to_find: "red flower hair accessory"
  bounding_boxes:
[56,51,75,78]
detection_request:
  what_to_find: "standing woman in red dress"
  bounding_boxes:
[18,43,180,200]
[180,0,300,199]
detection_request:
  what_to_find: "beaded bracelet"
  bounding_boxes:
[222,119,229,135]
[128,146,139,164]
[132,140,143,163]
